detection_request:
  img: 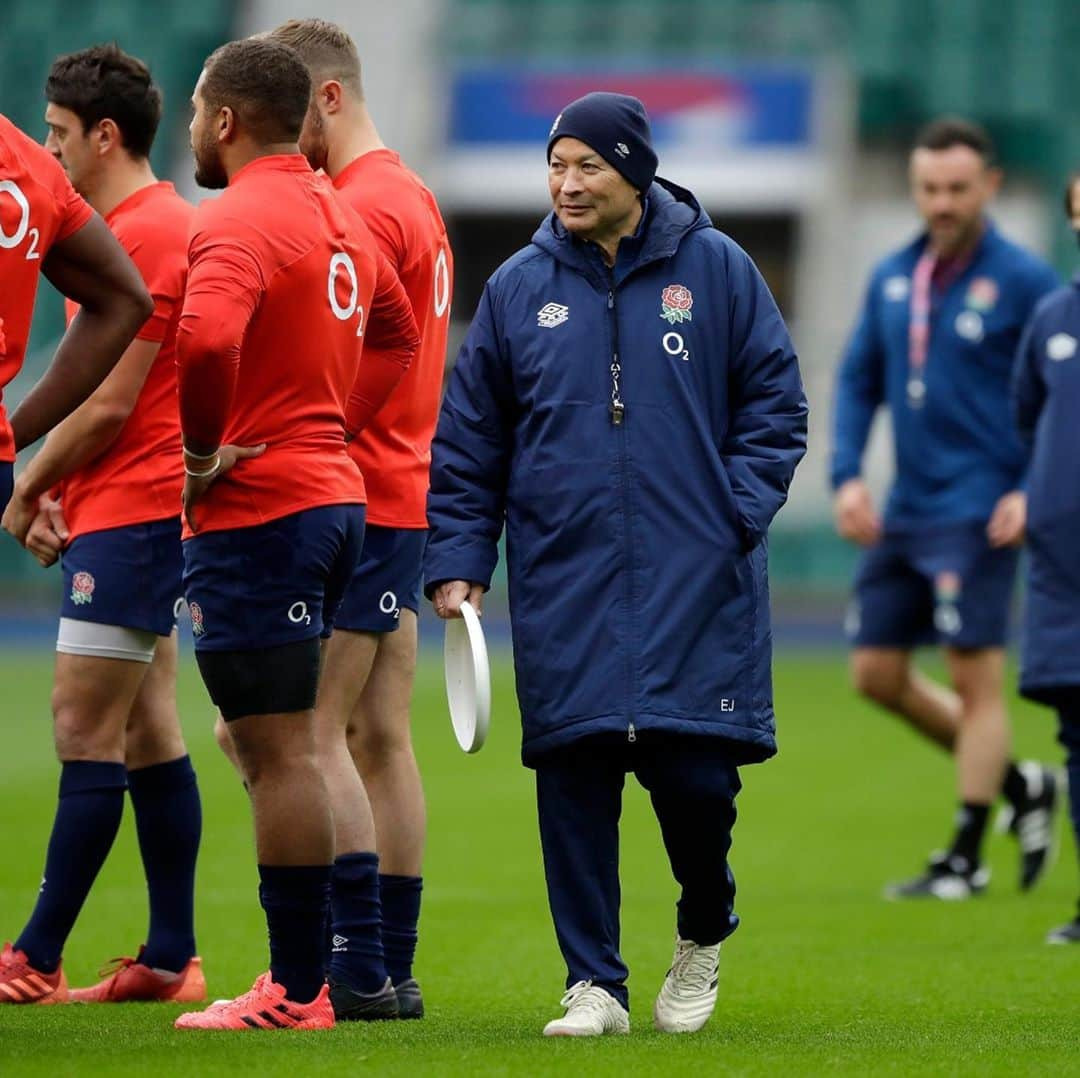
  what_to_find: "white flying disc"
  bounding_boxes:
[443,600,490,753]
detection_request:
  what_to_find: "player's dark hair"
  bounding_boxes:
[913,116,995,165]
[1065,171,1080,218]
[201,38,311,144]
[46,43,161,159]
[267,18,364,99]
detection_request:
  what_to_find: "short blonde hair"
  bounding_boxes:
[268,18,363,99]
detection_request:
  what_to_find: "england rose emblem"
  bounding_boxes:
[70,571,95,606]
[660,284,693,324]
[189,601,206,636]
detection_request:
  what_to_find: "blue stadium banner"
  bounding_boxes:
[449,66,815,152]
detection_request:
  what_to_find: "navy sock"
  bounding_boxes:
[258,864,331,1005]
[379,873,422,985]
[16,761,127,971]
[328,852,387,993]
[127,755,201,972]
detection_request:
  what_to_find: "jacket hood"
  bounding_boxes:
[531,176,712,281]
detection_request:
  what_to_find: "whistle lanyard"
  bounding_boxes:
[907,249,937,408]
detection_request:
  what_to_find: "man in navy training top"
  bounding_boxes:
[1012,169,1080,944]
[831,116,1060,900]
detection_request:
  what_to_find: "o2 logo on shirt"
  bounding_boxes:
[0,179,41,260]
[433,248,450,319]
[328,251,364,336]
[379,590,401,620]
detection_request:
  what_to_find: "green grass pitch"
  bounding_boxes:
[0,646,1077,1075]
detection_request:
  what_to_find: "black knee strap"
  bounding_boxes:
[196,638,321,721]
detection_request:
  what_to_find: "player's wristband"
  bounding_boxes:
[184,456,221,479]
[182,444,220,461]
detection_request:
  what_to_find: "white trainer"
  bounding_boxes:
[542,980,629,1037]
[653,936,720,1033]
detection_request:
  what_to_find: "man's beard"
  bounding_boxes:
[193,136,228,190]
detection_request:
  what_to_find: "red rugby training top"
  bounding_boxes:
[176,154,418,536]
[334,150,453,528]
[61,182,191,540]
[0,113,93,462]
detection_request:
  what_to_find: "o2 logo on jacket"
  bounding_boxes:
[662,331,690,362]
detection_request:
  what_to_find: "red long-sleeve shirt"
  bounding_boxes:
[334,150,454,528]
[176,154,417,537]
[0,113,93,462]
[61,182,190,539]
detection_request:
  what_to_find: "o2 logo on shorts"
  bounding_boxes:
[70,571,95,606]
[379,591,401,620]
[934,604,962,636]
[189,601,206,636]
[288,601,312,626]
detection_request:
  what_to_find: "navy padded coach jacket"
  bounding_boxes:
[1014,274,1080,703]
[425,179,808,765]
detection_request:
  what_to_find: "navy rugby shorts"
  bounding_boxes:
[847,521,1018,650]
[0,462,12,510]
[330,524,426,635]
[61,517,183,636]
[182,504,365,652]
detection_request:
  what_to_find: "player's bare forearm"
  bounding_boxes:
[10,216,151,451]
[13,408,125,504]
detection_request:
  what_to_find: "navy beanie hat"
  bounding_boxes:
[546,92,658,193]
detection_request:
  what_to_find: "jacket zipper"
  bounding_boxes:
[606,276,636,744]
[607,288,624,425]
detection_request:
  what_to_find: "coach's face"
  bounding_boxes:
[189,70,228,190]
[549,137,640,244]
[910,145,1000,256]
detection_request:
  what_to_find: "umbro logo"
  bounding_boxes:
[614,142,629,158]
[1047,333,1077,362]
[331,934,348,952]
[537,302,569,329]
